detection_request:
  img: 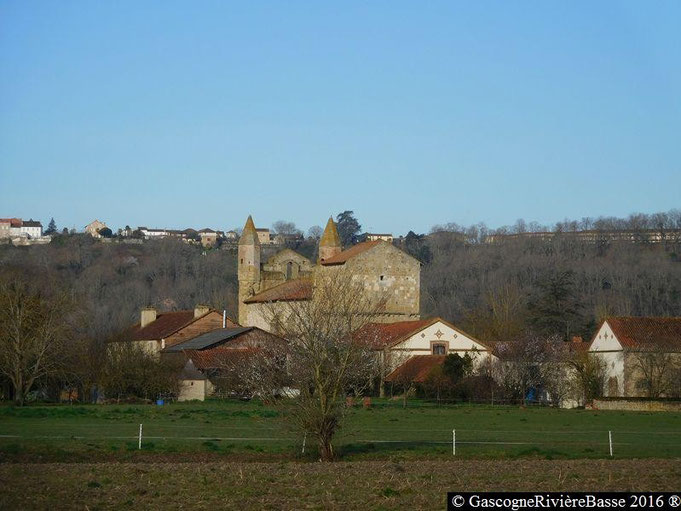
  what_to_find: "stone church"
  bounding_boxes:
[238,215,420,332]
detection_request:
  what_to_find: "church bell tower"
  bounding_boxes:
[238,215,261,325]
[318,216,342,263]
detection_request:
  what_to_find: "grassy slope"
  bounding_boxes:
[1,399,681,461]
[1,459,680,510]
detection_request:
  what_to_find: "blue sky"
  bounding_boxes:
[1,1,679,235]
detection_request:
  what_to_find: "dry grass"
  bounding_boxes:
[1,459,680,510]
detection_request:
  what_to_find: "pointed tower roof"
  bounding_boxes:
[319,216,341,248]
[239,215,260,246]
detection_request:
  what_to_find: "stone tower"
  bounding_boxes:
[238,215,261,325]
[318,216,342,263]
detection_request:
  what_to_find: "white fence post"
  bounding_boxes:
[139,423,143,450]
[452,429,456,456]
[302,433,307,454]
[608,430,613,457]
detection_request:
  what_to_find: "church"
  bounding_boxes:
[237,215,421,332]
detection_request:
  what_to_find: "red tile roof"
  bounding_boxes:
[124,310,199,341]
[354,317,493,351]
[354,319,436,349]
[320,240,382,265]
[385,355,446,383]
[184,347,260,370]
[603,316,681,350]
[244,279,313,304]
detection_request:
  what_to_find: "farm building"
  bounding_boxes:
[588,317,681,398]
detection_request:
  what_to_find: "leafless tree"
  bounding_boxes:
[239,268,386,461]
[0,272,75,405]
[567,349,607,403]
[307,225,323,240]
[100,342,182,402]
[630,342,680,398]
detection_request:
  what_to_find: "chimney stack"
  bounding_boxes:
[194,304,210,319]
[141,307,157,328]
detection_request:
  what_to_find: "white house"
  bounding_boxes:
[588,316,681,397]
[355,317,496,392]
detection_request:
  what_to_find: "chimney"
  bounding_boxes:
[194,304,210,319]
[141,307,157,328]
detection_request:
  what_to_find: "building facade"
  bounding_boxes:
[237,215,420,332]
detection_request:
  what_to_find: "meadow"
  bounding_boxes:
[1,399,681,461]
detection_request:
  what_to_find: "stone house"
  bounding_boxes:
[237,215,420,332]
[588,316,681,397]
[118,306,238,355]
[199,228,218,247]
[85,220,108,238]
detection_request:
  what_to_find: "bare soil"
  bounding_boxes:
[1,459,680,510]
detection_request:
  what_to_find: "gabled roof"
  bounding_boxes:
[355,319,435,349]
[354,317,493,351]
[596,317,681,350]
[385,355,446,383]
[244,278,313,304]
[180,359,207,380]
[320,240,382,265]
[123,309,224,342]
[162,327,252,352]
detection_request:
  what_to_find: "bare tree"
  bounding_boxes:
[0,272,75,405]
[240,268,386,461]
[307,225,323,240]
[567,349,607,403]
[272,220,302,236]
[630,342,680,398]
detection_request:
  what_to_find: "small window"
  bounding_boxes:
[380,275,384,281]
[240,258,244,264]
[432,343,446,355]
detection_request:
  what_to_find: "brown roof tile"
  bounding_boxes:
[355,317,493,351]
[125,311,198,341]
[603,316,681,350]
[354,319,436,349]
[185,347,260,370]
[244,279,313,304]
[385,355,446,383]
[320,240,382,265]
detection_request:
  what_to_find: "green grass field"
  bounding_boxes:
[1,399,680,461]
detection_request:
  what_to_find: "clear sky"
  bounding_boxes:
[1,1,679,235]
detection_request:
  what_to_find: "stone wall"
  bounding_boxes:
[321,243,420,322]
[591,398,681,412]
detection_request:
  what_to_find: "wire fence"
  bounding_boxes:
[2,421,681,458]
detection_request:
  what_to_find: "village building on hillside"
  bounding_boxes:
[255,228,272,244]
[588,317,681,398]
[0,218,49,245]
[363,233,394,243]
[199,228,219,247]
[117,305,238,355]
[85,219,108,238]
[237,215,420,332]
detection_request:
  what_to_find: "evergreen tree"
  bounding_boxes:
[45,217,57,235]
[336,210,362,247]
